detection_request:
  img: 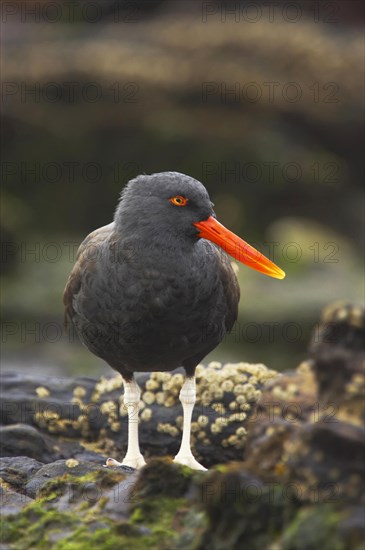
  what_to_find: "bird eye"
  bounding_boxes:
[170,195,188,207]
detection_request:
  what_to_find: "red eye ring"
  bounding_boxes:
[170,195,188,207]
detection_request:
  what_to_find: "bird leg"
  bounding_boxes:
[105,378,146,469]
[173,376,207,471]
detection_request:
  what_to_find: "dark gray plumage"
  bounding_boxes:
[64,172,240,382]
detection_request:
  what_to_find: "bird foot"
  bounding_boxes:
[173,454,207,471]
[104,455,146,469]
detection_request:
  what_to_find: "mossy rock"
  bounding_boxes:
[281,504,346,550]
[1,458,199,550]
[131,457,199,500]
[195,466,299,550]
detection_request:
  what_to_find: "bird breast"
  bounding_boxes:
[73,236,228,369]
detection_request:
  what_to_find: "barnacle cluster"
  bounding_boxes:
[149,362,277,451]
[35,387,50,398]
[33,384,94,438]
[91,376,123,403]
[32,362,277,456]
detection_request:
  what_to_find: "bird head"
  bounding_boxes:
[115,171,285,279]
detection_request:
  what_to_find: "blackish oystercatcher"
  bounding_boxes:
[63,172,285,470]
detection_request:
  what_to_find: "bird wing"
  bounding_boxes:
[182,248,240,375]
[219,255,241,333]
[198,240,240,333]
[63,222,115,327]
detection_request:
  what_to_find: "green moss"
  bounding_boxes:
[54,527,174,550]
[130,507,144,523]
[281,505,345,550]
[39,468,126,500]
[212,464,230,474]
[1,501,78,549]
[131,496,185,523]
[1,469,126,549]
[1,466,193,550]
[132,458,197,500]
[97,496,108,509]
[196,469,299,550]
[51,496,188,550]
[53,526,129,550]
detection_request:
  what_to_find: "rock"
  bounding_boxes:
[310,301,365,422]
[0,456,44,493]
[0,421,110,465]
[25,459,117,498]
[102,472,139,520]
[243,363,317,482]
[195,466,299,550]
[0,486,33,516]
[0,373,106,438]
[243,302,365,505]
[285,420,364,504]
[0,363,278,467]
[0,424,57,462]
[132,457,198,500]
[0,303,364,549]
[185,302,365,549]
[280,504,354,550]
[339,505,365,546]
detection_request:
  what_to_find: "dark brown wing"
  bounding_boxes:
[63,223,115,328]
[182,252,240,377]
[220,257,241,333]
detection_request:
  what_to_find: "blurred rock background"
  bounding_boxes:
[1,0,363,376]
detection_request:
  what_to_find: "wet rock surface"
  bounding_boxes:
[1,302,364,549]
[0,362,277,467]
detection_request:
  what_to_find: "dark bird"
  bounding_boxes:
[63,172,285,470]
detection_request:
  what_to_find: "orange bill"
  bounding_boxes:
[194,216,285,280]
